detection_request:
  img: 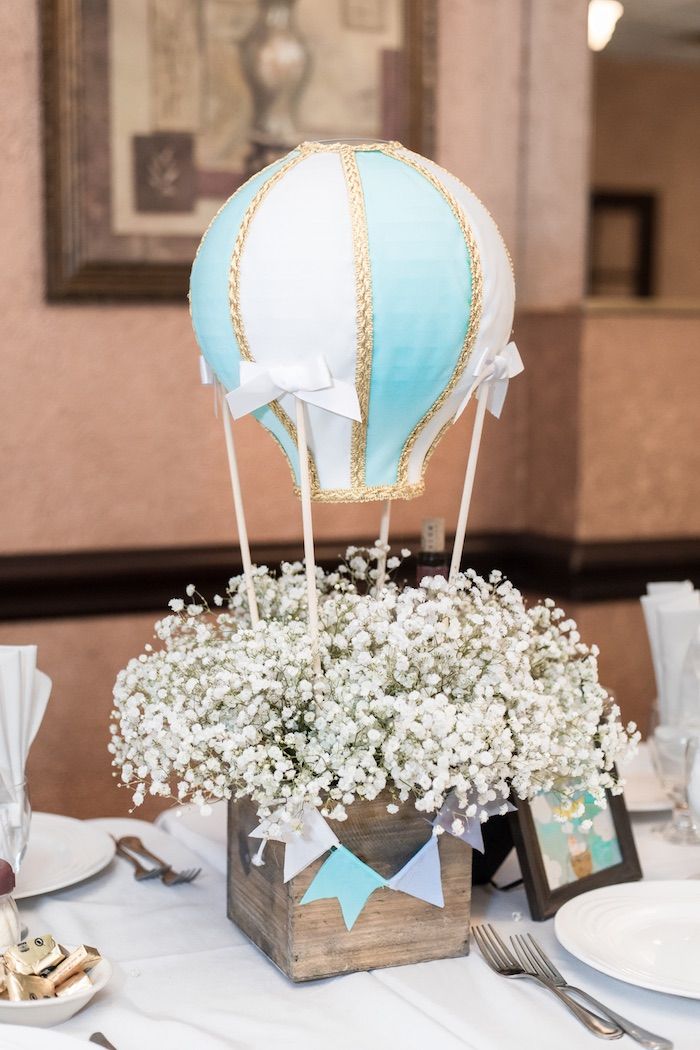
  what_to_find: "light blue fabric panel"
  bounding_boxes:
[189,154,300,482]
[357,151,473,487]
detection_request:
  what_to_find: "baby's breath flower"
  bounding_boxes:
[110,550,637,819]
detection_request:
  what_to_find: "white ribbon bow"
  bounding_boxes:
[226,356,362,422]
[453,341,524,422]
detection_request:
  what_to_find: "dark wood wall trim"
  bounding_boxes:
[1,534,698,622]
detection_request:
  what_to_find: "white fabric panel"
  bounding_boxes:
[397,149,516,484]
[238,151,356,491]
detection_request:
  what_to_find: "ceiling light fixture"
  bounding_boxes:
[588,0,624,52]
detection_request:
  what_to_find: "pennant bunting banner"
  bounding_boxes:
[300,846,387,930]
[387,836,444,908]
[433,790,516,853]
[249,807,339,882]
[250,791,514,930]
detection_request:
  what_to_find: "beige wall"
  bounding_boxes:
[439,0,590,309]
[578,313,700,540]
[592,57,700,299]
[2,1,538,557]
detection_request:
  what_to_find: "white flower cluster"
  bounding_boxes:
[109,552,637,822]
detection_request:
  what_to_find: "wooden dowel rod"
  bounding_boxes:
[295,399,321,675]
[449,394,488,581]
[375,499,392,591]
[222,392,259,625]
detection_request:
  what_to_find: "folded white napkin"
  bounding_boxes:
[0,645,52,790]
[641,583,700,725]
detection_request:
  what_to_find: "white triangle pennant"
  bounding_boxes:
[388,836,444,908]
[250,807,340,883]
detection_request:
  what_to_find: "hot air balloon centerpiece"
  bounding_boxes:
[110,141,637,981]
[190,140,520,652]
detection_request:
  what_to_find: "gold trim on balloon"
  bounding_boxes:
[295,480,425,503]
[340,145,374,495]
[299,141,401,154]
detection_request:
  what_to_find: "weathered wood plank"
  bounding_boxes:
[228,793,472,981]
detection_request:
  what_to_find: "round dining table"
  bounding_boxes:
[4,763,700,1050]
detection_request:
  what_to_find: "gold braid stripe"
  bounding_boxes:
[293,480,424,502]
[377,143,484,490]
[300,140,401,154]
[227,150,322,491]
[340,146,373,494]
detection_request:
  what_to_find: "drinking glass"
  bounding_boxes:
[649,726,700,844]
[688,737,700,828]
[0,778,31,872]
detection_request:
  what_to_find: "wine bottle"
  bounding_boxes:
[416,517,448,583]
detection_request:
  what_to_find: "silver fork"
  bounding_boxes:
[511,934,673,1050]
[472,925,623,1040]
[117,835,201,886]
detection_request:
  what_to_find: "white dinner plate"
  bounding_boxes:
[619,742,670,813]
[15,813,115,900]
[555,880,700,999]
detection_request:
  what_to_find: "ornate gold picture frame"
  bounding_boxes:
[41,0,437,300]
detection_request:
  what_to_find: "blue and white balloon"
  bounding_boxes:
[190,141,514,503]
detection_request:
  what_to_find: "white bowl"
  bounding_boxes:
[0,951,112,1028]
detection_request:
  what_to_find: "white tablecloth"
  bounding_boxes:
[5,803,700,1049]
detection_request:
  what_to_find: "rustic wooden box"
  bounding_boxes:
[228,793,472,981]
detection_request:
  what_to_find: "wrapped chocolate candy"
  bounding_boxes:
[5,935,64,976]
[6,972,54,1001]
[1,936,102,1002]
[55,971,92,997]
[47,944,101,989]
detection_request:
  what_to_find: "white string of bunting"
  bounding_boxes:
[248,789,514,931]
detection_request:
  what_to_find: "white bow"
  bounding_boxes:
[453,341,524,422]
[226,356,362,422]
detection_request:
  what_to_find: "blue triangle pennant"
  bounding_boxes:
[300,846,387,930]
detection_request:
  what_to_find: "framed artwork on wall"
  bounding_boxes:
[509,787,642,921]
[41,0,437,300]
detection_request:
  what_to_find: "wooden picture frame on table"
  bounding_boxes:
[509,787,642,921]
[40,0,437,301]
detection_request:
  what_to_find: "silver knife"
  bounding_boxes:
[89,1034,117,1050]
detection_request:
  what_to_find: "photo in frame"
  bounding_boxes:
[508,787,642,921]
[41,0,437,300]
